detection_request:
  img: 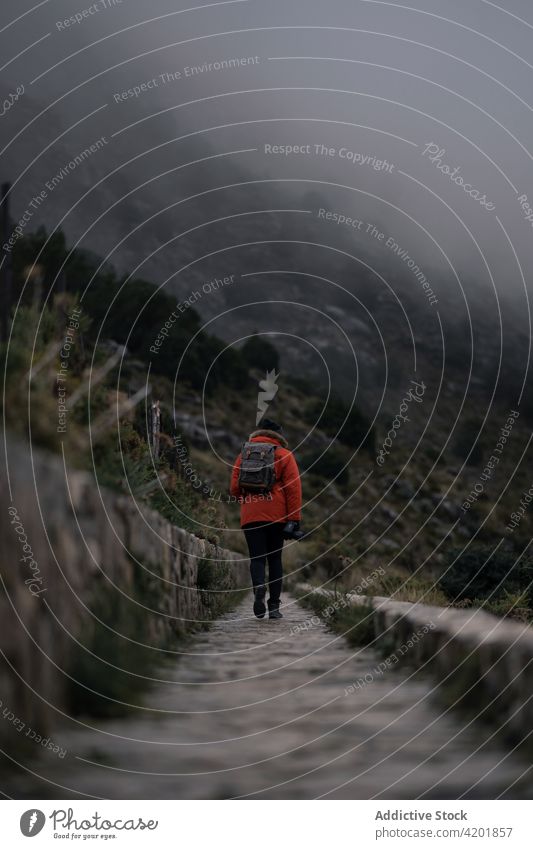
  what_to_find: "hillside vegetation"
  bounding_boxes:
[3,227,533,622]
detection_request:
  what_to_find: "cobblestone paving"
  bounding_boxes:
[9,595,532,799]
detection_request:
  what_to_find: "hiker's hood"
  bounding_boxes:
[248,429,288,448]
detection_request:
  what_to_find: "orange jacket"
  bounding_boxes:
[230,429,302,527]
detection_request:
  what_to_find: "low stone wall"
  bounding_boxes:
[0,438,247,748]
[296,584,533,741]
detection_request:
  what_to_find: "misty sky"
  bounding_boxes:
[2,0,533,342]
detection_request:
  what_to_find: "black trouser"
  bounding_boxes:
[243,521,285,605]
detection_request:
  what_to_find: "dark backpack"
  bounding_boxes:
[238,441,277,492]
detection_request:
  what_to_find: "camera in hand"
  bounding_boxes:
[283,520,305,541]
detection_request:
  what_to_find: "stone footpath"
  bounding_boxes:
[9,595,532,800]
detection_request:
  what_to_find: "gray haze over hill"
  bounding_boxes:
[2,0,532,409]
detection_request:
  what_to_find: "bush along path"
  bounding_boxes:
[8,594,532,800]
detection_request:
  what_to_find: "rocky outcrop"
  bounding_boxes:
[0,438,247,748]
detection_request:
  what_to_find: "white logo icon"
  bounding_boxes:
[256,369,279,425]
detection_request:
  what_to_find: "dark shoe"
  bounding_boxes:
[253,587,266,619]
[268,600,283,620]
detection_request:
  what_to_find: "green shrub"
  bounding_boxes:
[304,393,375,454]
[438,544,533,604]
[302,447,349,487]
[452,417,484,466]
[196,557,245,619]
[241,334,280,372]
[480,589,532,622]
[299,591,376,647]
[333,602,376,647]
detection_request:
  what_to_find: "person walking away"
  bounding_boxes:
[230,419,302,620]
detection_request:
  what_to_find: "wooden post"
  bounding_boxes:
[151,400,161,460]
[0,182,13,343]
